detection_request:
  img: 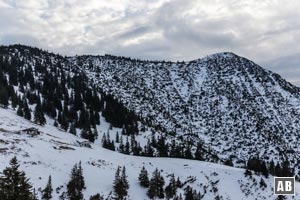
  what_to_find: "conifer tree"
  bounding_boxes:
[269,159,275,176]
[184,186,200,200]
[0,86,9,108]
[0,157,35,200]
[165,174,177,199]
[138,166,149,187]
[124,137,130,155]
[42,176,53,200]
[102,133,108,148]
[115,132,120,143]
[89,193,104,200]
[67,162,85,200]
[81,127,95,143]
[147,168,165,199]
[144,140,154,157]
[119,136,124,153]
[17,105,24,117]
[69,123,77,135]
[194,142,204,161]
[34,100,46,125]
[23,98,31,120]
[11,90,18,109]
[113,166,129,200]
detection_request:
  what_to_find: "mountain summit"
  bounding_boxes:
[73,49,300,171]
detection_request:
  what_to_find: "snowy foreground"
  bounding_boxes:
[0,108,299,200]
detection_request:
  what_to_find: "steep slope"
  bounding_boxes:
[73,52,300,176]
[0,107,299,199]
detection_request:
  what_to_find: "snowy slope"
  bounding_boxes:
[0,107,299,200]
[70,52,300,175]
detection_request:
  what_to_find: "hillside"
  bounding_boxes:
[72,51,300,176]
[0,107,299,199]
[0,44,300,199]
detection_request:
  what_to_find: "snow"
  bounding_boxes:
[0,107,299,199]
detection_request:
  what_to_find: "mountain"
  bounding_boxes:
[0,44,300,199]
[73,51,300,175]
[2,106,298,199]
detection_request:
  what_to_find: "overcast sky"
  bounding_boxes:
[0,0,300,84]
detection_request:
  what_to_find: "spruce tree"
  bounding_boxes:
[147,168,165,199]
[165,174,177,199]
[69,123,77,135]
[269,159,275,176]
[138,166,149,187]
[113,166,129,200]
[17,105,24,117]
[42,176,53,200]
[89,193,104,200]
[184,186,200,200]
[0,86,9,108]
[115,132,120,143]
[67,162,85,200]
[34,100,46,125]
[81,128,95,143]
[0,156,35,200]
[194,142,204,161]
[124,137,130,155]
[23,98,31,120]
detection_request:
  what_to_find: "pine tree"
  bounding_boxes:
[275,162,282,177]
[124,137,130,155]
[173,194,183,200]
[147,168,165,199]
[194,142,204,161]
[23,98,31,120]
[184,186,200,200]
[113,166,129,200]
[17,105,24,117]
[144,139,154,157]
[89,193,104,200]
[42,176,53,200]
[176,177,182,188]
[157,136,168,157]
[261,161,269,178]
[69,123,77,135]
[81,127,95,143]
[165,174,177,199]
[67,162,85,200]
[11,90,18,109]
[119,136,124,153]
[269,159,275,176]
[115,132,120,143]
[281,160,292,177]
[34,100,46,125]
[0,156,35,200]
[0,86,9,108]
[259,177,267,188]
[184,145,193,159]
[138,166,149,187]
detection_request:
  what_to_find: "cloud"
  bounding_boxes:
[0,0,300,84]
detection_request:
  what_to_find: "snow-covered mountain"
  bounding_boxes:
[1,45,300,199]
[72,52,300,175]
[1,107,299,199]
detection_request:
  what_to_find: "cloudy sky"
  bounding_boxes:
[0,0,300,84]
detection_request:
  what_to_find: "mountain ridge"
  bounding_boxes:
[1,44,300,177]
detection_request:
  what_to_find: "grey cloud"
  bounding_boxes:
[260,53,300,86]
[0,0,300,85]
[118,26,151,39]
